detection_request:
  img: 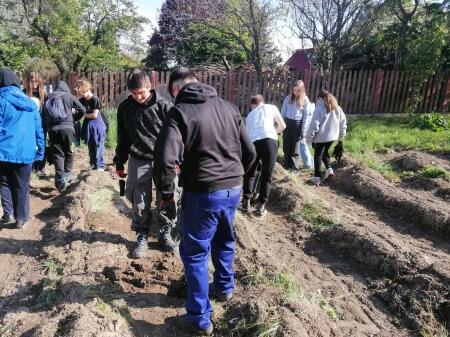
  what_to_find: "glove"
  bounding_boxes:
[159,199,176,222]
[312,142,316,149]
[116,163,125,178]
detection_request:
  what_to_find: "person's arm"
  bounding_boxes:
[338,108,347,140]
[84,97,101,119]
[280,96,288,118]
[306,107,323,142]
[113,106,131,169]
[153,107,184,201]
[71,96,86,121]
[274,111,286,133]
[302,99,314,139]
[34,107,45,161]
[239,117,257,174]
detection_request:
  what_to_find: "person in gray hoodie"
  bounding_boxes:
[306,89,347,186]
[43,81,86,191]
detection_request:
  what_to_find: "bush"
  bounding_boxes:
[102,107,117,149]
[410,113,448,132]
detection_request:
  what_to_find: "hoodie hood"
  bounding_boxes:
[0,86,37,113]
[175,82,217,104]
[53,81,71,93]
[0,68,20,88]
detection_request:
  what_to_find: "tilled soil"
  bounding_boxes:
[0,148,449,337]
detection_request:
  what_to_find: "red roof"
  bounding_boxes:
[284,49,314,71]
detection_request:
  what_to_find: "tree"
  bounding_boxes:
[20,0,148,73]
[282,0,377,72]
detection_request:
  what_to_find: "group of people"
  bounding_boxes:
[0,66,347,335]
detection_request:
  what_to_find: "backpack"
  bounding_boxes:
[44,93,69,124]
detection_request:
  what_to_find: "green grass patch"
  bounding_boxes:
[103,107,117,149]
[418,166,450,180]
[37,278,59,309]
[301,201,337,230]
[229,318,283,337]
[90,188,114,212]
[42,258,64,276]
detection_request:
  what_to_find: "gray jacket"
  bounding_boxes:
[306,101,347,143]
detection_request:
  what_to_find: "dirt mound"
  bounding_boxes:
[393,150,450,172]
[333,164,450,234]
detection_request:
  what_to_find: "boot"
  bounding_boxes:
[1,214,15,225]
[255,202,267,218]
[159,226,178,252]
[240,197,251,213]
[132,233,148,259]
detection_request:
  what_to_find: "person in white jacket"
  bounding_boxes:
[306,89,347,186]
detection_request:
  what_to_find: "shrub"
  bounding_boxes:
[410,113,448,132]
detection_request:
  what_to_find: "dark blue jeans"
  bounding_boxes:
[180,187,241,330]
[88,138,105,169]
[0,162,32,221]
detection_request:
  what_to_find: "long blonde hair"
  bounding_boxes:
[24,72,45,106]
[289,80,305,107]
[318,89,339,113]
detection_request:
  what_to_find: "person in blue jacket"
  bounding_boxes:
[0,68,45,228]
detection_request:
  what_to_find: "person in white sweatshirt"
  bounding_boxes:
[306,89,347,186]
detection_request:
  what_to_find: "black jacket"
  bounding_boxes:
[43,81,86,131]
[114,90,172,165]
[154,82,256,199]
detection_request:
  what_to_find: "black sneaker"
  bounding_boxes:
[16,220,26,229]
[216,291,233,302]
[255,203,267,218]
[159,234,178,252]
[240,198,251,213]
[132,233,148,259]
[175,315,213,336]
[1,214,15,225]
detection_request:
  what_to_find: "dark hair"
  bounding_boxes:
[250,94,265,106]
[318,88,338,113]
[168,67,197,97]
[127,69,150,90]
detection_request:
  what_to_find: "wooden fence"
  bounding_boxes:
[41,69,450,115]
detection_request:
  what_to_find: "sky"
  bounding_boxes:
[133,0,303,63]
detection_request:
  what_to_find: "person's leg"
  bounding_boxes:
[282,119,292,168]
[0,162,14,220]
[211,187,241,298]
[180,191,223,330]
[74,121,81,147]
[322,141,334,169]
[48,130,66,189]
[314,143,327,177]
[10,163,32,224]
[257,138,278,204]
[299,138,313,169]
[243,142,262,201]
[96,138,105,169]
[291,120,302,170]
[158,174,180,251]
[62,128,75,178]
[88,138,97,168]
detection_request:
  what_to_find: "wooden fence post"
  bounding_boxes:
[226,71,235,102]
[68,72,79,93]
[150,71,158,90]
[371,69,384,114]
[440,74,450,113]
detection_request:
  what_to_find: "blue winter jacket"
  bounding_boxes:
[0,86,45,164]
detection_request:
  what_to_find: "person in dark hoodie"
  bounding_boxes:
[113,70,175,258]
[0,68,45,228]
[43,81,86,192]
[153,67,256,336]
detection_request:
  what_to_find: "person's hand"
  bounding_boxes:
[312,142,316,149]
[159,199,176,221]
[116,163,125,178]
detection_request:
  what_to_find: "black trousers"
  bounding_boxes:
[243,138,278,204]
[0,162,32,221]
[283,118,302,170]
[48,127,75,186]
[314,141,333,177]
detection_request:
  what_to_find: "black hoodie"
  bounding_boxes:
[0,68,20,88]
[154,82,256,199]
[43,81,86,131]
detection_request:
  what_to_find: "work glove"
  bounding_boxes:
[159,199,177,222]
[116,163,125,178]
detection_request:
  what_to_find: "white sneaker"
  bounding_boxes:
[324,168,334,179]
[96,168,105,172]
[309,176,321,186]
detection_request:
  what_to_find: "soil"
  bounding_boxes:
[0,148,449,337]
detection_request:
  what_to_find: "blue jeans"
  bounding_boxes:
[88,138,105,169]
[0,162,32,221]
[299,138,313,168]
[180,187,241,329]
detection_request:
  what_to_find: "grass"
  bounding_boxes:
[90,188,114,212]
[301,201,337,230]
[0,322,20,337]
[230,318,283,337]
[344,115,450,179]
[42,259,64,276]
[419,166,450,180]
[102,107,117,149]
[241,271,339,321]
[37,278,59,309]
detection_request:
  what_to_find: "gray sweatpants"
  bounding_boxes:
[126,156,153,234]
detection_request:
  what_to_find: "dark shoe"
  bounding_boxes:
[159,234,178,252]
[175,315,213,336]
[132,233,148,259]
[255,202,267,218]
[1,214,15,225]
[16,220,26,229]
[216,291,233,302]
[240,198,251,213]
